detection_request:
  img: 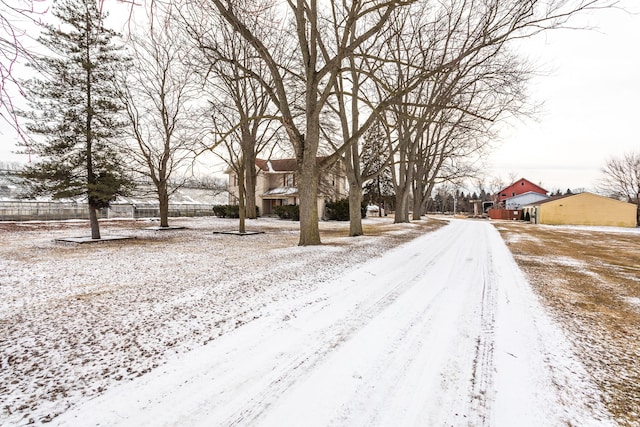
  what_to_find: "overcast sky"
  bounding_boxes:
[2,2,639,194]
[490,0,640,193]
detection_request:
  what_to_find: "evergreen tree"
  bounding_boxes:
[361,121,395,214]
[20,0,131,239]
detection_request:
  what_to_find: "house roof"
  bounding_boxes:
[255,156,333,173]
[255,158,298,172]
[262,187,298,197]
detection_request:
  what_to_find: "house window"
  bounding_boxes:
[285,173,295,187]
[232,174,238,187]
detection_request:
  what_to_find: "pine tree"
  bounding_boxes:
[361,121,394,214]
[20,0,130,239]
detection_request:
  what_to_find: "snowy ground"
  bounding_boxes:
[495,221,640,426]
[1,216,437,425]
[0,217,617,426]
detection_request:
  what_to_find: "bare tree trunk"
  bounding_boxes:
[412,183,424,220]
[348,183,363,236]
[298,173,320,244]
[89,204,100,239]
[298,139,321,245]
[238,164,246,234]
[394,186,411,223]
[392,138,415,224]
[345,32,364,237]
[159,182,169,228]
[345,145,364,236]
[244,148,257,219]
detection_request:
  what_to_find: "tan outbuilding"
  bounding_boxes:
[523,192,638,228]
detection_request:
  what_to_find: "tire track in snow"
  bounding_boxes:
[249,220,499,426]
[225,225,462,426]
[469,225,498,426]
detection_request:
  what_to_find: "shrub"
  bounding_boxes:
[225,205,240,218]
[212,205,227,217]
[325,198,367,221]
[273,204,299,220]
[212,204,240,218]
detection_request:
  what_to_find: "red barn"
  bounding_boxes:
[497,178,547,203]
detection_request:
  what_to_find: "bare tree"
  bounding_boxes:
[0,1,48,148]
[184,6,281,226]
[327,14,401,236]
[181,0,411,245]
[410,48,531,220]
[117,6,204,228]
[600,152,640,225]
[178,0,613,244]
[376,0,611,223]
[207,97,279,233]
[332,0,606,227]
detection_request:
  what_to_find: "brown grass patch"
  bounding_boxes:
[495,222,640,426]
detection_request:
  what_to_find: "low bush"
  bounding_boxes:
[225,205,240,218]
[213,205,259,218]
[325,198,367,221]
[273,204,299,220]
[212,205,227,217]
[212,204,239,218]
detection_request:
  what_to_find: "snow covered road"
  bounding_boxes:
[53,219,613,426]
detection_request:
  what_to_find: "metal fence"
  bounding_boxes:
[0,201,214,222]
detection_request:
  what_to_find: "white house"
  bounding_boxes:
[228,157,348,216]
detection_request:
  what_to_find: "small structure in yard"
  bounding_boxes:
[523,192,638,228]
[488,208,522,221]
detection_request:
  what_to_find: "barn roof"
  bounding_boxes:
[498,178,548,196]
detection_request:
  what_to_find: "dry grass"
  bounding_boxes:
[494,221,640,427]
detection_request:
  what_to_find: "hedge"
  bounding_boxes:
[273,204,299,220]
[212,205,259,218]
[325,198,367,221]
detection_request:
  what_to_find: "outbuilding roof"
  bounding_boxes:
[523,192,635,207]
